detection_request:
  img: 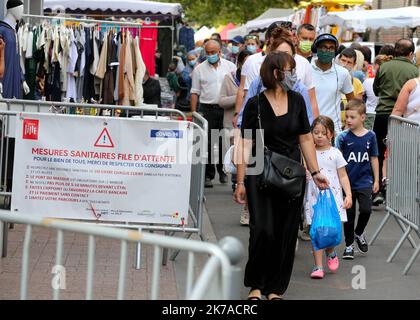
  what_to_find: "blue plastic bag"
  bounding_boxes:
[310,189,342,251]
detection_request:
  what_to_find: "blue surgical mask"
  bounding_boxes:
[231,45,240,54]
[207,53,220,65]
[188,59,197,67]
[247,45,257,54]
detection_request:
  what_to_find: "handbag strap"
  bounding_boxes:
[257,80,266,149]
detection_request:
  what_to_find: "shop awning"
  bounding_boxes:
[319,6,420,30]
[44,0,183,16]
[245,8,294,33]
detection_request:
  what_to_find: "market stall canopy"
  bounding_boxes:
[246,8,294,33]
[319,6,420,30]
[220,23,237,40]
[227,25,247,40]
[194,26,217,42]
[44,0,183,16]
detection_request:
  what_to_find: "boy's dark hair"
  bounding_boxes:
[345,99,367,115]
[260,52,296,90]
[168,62,177,72]
[339,47,357,62]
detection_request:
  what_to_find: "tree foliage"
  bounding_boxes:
[162,0,297,26]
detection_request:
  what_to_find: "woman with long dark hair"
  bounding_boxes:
[234,52,329,300]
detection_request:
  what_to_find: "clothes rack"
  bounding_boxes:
[23,14,175,59]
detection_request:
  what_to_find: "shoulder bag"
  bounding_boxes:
[256,93,306,199]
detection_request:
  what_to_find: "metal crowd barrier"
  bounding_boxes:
[0,98,207,269]
[0,210,243,300]
[369,116,420,275]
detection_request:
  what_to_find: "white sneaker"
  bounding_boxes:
[240,206,249,226]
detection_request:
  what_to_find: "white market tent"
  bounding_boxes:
[194,26,217,42]
[44,0,183,16]
[245,8,294,33]
[319,6,420,30]
[226,25,247,40]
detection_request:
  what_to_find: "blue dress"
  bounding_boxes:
[0,21,24,99]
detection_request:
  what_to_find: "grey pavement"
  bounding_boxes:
[1,175,419,300]
[203,176,420,300]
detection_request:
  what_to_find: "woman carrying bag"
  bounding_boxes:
[233,52,329,300]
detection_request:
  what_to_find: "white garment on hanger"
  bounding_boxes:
[25,29,34,59]
[134,36,146,106]
[90,29,100,75]
[66,29,78,100]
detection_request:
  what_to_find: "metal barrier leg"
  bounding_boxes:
[0,220,3,258]
[170,232,193,261]
[135,228,142,270]
[162,231,170,266]
[394,217,418,249]
[403,245,420,275]
[369,211,391,246]
[1,221,7,257]
[387,226,412,263]
[229,266,242,300]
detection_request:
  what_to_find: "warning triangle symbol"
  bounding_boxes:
[94,128,115,148]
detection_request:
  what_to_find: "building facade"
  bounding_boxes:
[371,0,420,44]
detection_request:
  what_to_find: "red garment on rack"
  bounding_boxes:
[304,5,312,24]
[140,22,158,77]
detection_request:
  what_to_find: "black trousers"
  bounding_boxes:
[344,188,373,246]
[373,114,390,192]
[200,103,224,180]
[244,175,302,296]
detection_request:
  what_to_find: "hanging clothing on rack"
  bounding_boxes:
[140,21,158,77]
[179,25,195,52]
[134,36,146,106]
[122,31,135,106]
[158,19,173,77]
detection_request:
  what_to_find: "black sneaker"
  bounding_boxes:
[205,178,213,188]
[355,234,368,253]
[372,193,384,206]
[342,245,354,260]
[219,173,228,184]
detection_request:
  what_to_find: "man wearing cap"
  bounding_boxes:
[311,34,355,134]
[233,21,318,127]
[226,36,244,64]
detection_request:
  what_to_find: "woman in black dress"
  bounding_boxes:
[234,52,329,300]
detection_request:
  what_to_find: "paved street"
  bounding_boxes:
[204,177,420,300]
[1,176,419,300]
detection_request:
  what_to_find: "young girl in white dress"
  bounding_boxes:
[304,116,352,279]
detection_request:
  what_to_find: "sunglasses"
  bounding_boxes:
[245,35,258,40]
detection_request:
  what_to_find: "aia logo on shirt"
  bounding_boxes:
[22,119,39,140]
[347,152,369,163]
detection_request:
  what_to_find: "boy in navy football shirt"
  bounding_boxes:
[336,99,379,260]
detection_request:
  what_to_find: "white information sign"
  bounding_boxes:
[12,113,193,225]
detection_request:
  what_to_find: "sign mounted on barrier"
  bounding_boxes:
[11,113,193,225]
